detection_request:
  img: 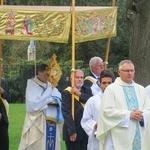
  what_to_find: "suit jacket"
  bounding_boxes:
[84,72,101,96]
[83,72,96,87]
[0,78,11,124]
[62,85,92,141]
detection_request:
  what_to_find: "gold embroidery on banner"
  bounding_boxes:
[75,7,117,43]
[0,6,117,43]
[0,10,71,43]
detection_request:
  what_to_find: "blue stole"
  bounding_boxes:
[123,86,141,150]
[40,84,60,150]
[46,121,56,150]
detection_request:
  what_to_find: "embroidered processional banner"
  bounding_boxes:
[75,7,117,43]
[0,6,71,43]
[0,6,117,43]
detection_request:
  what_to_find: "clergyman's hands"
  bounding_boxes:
[70,133,77,142]
[130,110,143,121]
[71,87,81,96]
[94,122,98,129]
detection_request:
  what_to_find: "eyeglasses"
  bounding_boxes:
[121,70,135,73]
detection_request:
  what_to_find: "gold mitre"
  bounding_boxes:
[47,54,62,88]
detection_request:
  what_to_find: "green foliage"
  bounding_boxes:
[107,0,129,65]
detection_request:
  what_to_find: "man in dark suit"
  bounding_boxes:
[62,69,92,150]
[84,56,104,95]
[0,65,11,150]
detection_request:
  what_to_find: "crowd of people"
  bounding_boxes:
[1,57,150,150]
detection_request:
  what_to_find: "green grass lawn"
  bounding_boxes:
[9,103,66,150]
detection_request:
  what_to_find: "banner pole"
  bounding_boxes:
[104,0,116,70]
[0,0,4,86]
[1,0,3,5]
[34,42,36,77]
[71,0,75,120]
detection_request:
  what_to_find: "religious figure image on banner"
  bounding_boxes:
[21,15,33,35]
[75,7,117,43]
[5,11,16,35]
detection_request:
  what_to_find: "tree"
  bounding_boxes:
[126,0,150,86]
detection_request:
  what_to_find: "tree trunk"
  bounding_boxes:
[126,0,150,86]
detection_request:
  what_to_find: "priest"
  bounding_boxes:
[96,60,150,150]
[18,64,63,150]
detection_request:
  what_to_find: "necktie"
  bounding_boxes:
[96,78,99,87]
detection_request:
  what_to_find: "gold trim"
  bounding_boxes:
[84,76,94,83]
[46,116,57,123]
[47,54,62,88]
[0,96,8,115]
[65,87,85,108]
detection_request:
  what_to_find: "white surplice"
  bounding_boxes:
[81,91,103,150]
[84,75,101,95]
[145,84,150,99]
